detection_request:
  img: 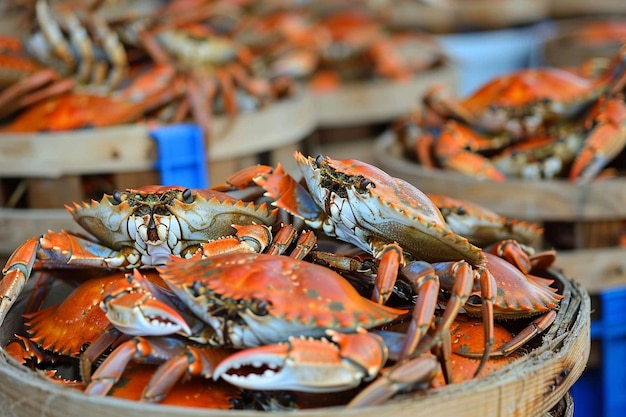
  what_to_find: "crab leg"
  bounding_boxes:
[253,167,326,228]
[395,261,441,360]
[346,353,440,408]
[413,261,476,360]
[569,96,626,183]
[85,336,224,398]
[434,121,507,182]
[186,70,216,143]
[213,329,388,393]
[0,230,149,323]
[485,239,534,273]
[35,0,76,71]
[471,265,497,377]
[142,346,233,403]
[306,246,402,305]
[0,69,75,119]
[198,223,273,257]
[371,243,404,304]
[457,310,557,359]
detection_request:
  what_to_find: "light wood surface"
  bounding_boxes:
[383,0,550,32]
[549,0,626,17]
[0,93,315,178]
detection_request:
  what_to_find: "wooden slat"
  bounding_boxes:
[313,64,457,127]
[0,93,316,179]
[112,171,161,191]
[549,0,626,17]
[0,208,80,254]
[384,0,550,32]
[556,247,626,294]
[27,176,82,209]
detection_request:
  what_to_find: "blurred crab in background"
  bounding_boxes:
[394,45,626,183]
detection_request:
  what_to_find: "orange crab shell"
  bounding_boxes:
[158,253,408,330]
[109,363,239,408]
[432,315,523,386]
[464,253,563,320]
[23,275,122,356]
[293,152,485,266]
[23,270,171,357]
[462,68,601,112]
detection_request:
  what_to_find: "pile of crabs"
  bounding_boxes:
[392,43,626,184]
[0,152,564,410]
[0,0,447,134]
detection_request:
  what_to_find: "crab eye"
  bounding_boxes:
[251,300,270,316]
[361,179,373,188]
[315,155,324,165]
[182,188,193,203]
[112,190,125,204]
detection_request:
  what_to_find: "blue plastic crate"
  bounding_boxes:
[150,124,209,189]
[571,286,626,417]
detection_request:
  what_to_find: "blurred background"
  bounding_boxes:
[1,1,626,416]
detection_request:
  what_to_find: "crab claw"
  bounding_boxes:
[569,96,626,183]
[101,270,192,337]
[213,329,388,393]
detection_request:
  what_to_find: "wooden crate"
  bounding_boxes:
[0,93,316,255]
[0,267,589,417]
[374,131,626,294]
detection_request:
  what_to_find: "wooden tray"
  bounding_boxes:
[383,0,550,33]
[0,267,589,417]
[549,0,626,18]
[311,64,456,128]
[374,132,626,222]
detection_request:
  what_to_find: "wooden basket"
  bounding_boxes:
[0,93,316,255]
[374,132,626,294]
[0,266,589,417]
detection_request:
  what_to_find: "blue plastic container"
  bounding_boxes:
[150,124,209,189]
[571,287,626,417]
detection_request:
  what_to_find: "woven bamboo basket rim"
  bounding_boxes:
[551,391,574,417]
[311,64,456,128]
[373,131,626,221]
[0,92,316,179]
[0,265,589,417]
